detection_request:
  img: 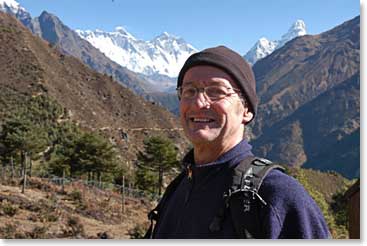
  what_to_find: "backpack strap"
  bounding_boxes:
[144,170,186,238]
[208,155,254,233]
[209,156,285,238]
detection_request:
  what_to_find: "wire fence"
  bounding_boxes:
[46,175,161,201]
[0,166,162,202]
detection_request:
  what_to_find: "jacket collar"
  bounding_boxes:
[182,139,253,169]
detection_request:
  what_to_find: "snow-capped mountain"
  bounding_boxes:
[277,20,307,47]
[76,28,197,78]
[0,0,20,13]
[244,37,278,66]
[244,20,307,65]
[0,0,33,29]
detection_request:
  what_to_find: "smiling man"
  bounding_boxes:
[145,46,330,239]
[178,65,254,165]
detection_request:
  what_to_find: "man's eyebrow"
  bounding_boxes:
[182,81,228,86]
[181,81,195,86]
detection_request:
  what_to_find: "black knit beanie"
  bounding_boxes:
[177,45,258,118]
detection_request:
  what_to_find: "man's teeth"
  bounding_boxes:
[191,118,214,123]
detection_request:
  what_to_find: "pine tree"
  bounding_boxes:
[76,132,118,183]
[49,126,118,183]
[0,117,48,172]
[136,136,179,195]
[0,116,48,192]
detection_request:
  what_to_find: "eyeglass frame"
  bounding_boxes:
[176,85,247,104]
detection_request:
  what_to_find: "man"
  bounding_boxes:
[147,46,330,239]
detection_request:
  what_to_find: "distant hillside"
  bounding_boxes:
[0,12,188,163]
[284,166,353,238]
[146,92,180,116]
[31,11,155,96]
[285,166,352,203]
[30,11,184,115]
[250,16,360,179]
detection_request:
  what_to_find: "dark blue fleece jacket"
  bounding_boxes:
[153,140,331,239]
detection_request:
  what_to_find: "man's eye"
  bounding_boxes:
[207,87,226,97]
[182,88,196,96]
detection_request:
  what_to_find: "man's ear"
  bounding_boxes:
[242,110,254,124]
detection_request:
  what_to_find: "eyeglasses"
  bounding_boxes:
[176,85,242,101]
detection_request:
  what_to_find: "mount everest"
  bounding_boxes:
[76,28,197,78]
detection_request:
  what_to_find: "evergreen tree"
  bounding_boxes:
[49,126,118,182]
[77,132,118,182]
[49,125,76,177]
[0,116,48,174]
[136,136,179,195]
[0,94,62,178]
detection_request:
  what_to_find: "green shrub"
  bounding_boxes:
[42,211,59,222]
[69,189,82,202]
[28,226,48,239]
[68,189,88,210]
[1,200,18,217]
[0,223,16,239]
[0,223,26,239]
[65,216,85,238]
[128,223,148,239]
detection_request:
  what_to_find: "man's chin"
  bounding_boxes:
[186,130,219,145]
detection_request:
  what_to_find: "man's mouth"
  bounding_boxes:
[190,117,215,123]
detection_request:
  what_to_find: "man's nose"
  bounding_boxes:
[192,91,210,108]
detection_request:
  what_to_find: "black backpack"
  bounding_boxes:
[144,156,285,239]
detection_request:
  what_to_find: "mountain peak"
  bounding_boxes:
[39,10,58,20]
[291,19,306,32]
[0,0,33,30]
[244,37,277,65]
[154,31,178,41]
[0,0,21,13]
[257,37,272,46]
[78,27,196,78]
[162,31,170,37]
[244,19,307,65]
[115,26,128,35]
[37,10,63,28]
[280,19,307,45]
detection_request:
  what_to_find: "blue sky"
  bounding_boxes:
[17,0,359,54]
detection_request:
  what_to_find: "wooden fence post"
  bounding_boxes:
[98,173,102,189]
[61,168,65,193]
[21,152,27,194]
[0,164,4,183]
[29,158,32,177]
[121,175,126,215]
[10,155,14,180]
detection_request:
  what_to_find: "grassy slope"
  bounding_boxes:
[0,177,152,239]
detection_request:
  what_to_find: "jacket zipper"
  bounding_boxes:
[184,163,194,204]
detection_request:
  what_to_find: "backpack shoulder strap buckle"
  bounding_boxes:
[148,209,159,221]
[211,156,285,238]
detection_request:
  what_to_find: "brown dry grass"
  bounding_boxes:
[0,177,152,239]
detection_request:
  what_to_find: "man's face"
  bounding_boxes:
[179,65,253,148]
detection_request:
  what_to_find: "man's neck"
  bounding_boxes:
[193,138,242,165]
